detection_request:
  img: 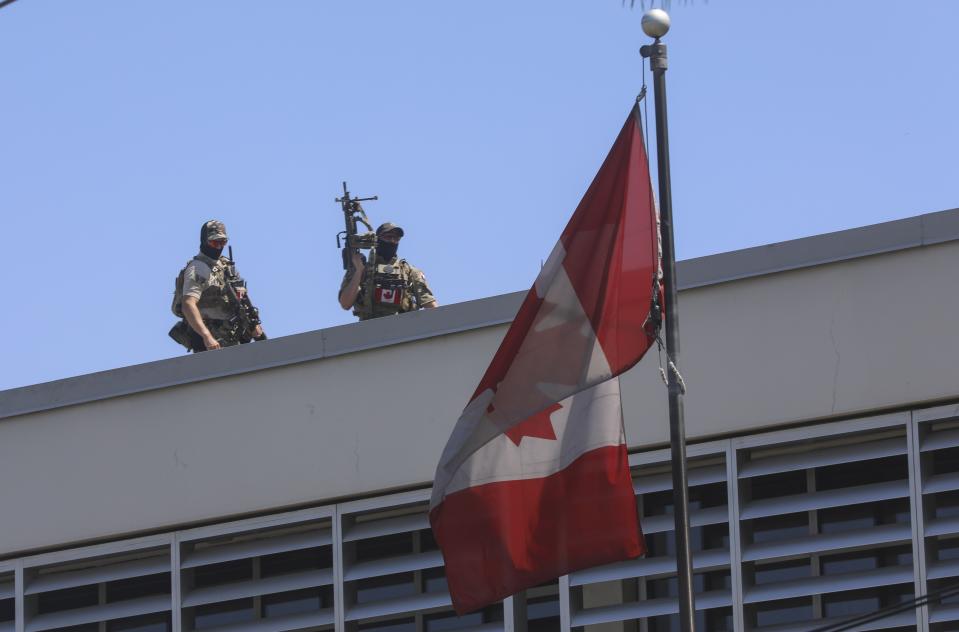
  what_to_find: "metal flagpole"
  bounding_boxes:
[640,9,697,632]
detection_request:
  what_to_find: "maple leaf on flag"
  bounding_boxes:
[504,402,562,445]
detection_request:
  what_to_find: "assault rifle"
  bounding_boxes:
[224,246,267,343]
[335,181,378,318]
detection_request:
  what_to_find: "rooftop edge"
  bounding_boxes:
[2,207,957,420]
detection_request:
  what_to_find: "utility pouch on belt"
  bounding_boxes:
[168,320,193,350]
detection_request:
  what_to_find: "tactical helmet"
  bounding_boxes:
[200,220,229,243]
[376,222,404,237]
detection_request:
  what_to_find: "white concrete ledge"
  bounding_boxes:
[2,207,957,421]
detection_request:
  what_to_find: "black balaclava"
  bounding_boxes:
[377,240,398,261]
[199,222,225,259]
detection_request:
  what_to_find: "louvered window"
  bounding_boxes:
[1,571,14,632]
[568,448,733,631]
[917,413,959,631]
[22,547,171,632]
[738,427,918,631]
[179,516,334,631]
[524,582,560,632]
[6,408,956,631]
[340,495,504,631]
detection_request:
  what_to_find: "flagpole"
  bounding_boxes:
[640,10,697,632]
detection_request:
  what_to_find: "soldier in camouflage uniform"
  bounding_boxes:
[170,220,264,352]
[338,222,437,320]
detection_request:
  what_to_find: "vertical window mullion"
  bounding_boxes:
[726,441,745,632]
[14,563,23,632]
[637,488,648,632]
[910,413,931,631]
[170,538,182,632]
[333,506,347,632]
[506,590,527,632]
[502,595,516,632]
[412,530,423,632]
[557,574,572,632]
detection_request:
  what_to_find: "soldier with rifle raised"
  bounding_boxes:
[169,220,266,352]
[336,182,437,320]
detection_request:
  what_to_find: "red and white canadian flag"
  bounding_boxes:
[376,287,402,305]
[430,105,660,614]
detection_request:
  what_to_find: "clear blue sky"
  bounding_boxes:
[1,0,957,391]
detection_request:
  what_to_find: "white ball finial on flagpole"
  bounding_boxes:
[641,8,671,39]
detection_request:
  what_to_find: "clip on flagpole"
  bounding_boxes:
[640,9,698,632]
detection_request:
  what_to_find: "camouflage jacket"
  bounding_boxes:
[340,257,435,321]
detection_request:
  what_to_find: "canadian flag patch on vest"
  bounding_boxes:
[375,287,403,305]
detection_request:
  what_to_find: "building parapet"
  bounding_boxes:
[2,207,958,421]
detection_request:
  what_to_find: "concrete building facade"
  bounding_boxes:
[2,209,959,632]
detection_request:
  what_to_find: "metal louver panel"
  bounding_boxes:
[26,594,170,632]
[921,426,959,452]
[181,530,332,568]
[340,501,463,625]
[922,470,959,494]
[198,607,335,631]
[919,418,959,626]
[345,589,451,621]
[641,505,730,534]
[926,557,959,581]
[343,513,429,542]
[742,523,911,562]
[181,568,334,607]
[740,480,909,520]
[924,514,959,538]
[739,438,906,479]
[929,601,959,623]
[570,589,732,627]
[569,548,730,586]
[5,413,948,632]
[634,464,727,494]
[754,610,917,632]
[344,550,444,582]
[25,555,168,595]
[743,565,913,603]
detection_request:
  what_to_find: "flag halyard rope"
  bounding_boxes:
[655,334,687,395]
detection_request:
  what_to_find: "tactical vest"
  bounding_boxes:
[172,255,231,319]
[354,259,416,320]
